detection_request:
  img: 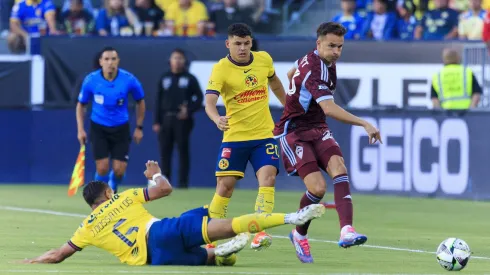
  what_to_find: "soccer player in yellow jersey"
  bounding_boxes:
[22,161,324,266]
[205,23,286,251]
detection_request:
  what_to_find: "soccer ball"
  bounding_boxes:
[436,238,471,271]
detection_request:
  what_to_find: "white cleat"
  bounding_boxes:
[289,204,325,226]
[215,233,250,257]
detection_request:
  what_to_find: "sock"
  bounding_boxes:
[333,174,353,229]
[108,170,123,193]
[209,193,230,246]
[231,213,286,234]
[295,191,322,236]
[255,187,275,214]
[94,172,109,183]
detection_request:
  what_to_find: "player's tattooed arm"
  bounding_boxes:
[319,100,382,144]
[269,74,286,106]
[23,243,76,264]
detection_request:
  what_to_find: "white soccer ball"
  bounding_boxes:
[436,238,471,271]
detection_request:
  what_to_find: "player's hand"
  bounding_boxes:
[144,160,161,179]
[363,123,382,144]
[177,104,188,120]
[214,116,231,131]
[77,130,87,145]
[152,124,161,133]
[133,128,143,144]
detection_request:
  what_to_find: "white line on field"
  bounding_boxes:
[1,205,490,261]
[0,271,451,275]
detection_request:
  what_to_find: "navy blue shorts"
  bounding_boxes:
[215,138,280,178]
[147,206,212,266]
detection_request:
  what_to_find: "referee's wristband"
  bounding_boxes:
[152,173,168,182]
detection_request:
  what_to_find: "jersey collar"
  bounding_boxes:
[227,53,254,66]
[100,68,120,83]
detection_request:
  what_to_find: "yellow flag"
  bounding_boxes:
[68,145,86,197]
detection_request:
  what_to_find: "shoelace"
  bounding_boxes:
[298,239,311,256]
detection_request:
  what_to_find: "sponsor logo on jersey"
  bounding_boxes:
[244,74,258,88]
[221,148,232,158]
[233,87,267,104]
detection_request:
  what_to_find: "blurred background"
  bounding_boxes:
[1,0,490,200]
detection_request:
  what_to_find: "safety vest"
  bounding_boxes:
[431,64,473,110]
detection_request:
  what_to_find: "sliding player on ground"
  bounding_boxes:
[205,23,286,250]
[273,22,382,263]
[22,161,325,266]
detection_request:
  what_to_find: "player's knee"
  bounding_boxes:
[258,173,275,187]
[216,176,236,197]
[327,155,347,176]
[113,168,125,178]
[309,183,326,198]
[96,165,109,175]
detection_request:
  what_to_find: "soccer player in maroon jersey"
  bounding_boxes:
[273,22,382,263]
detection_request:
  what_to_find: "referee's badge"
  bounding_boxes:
[218,158,229,170]
[94,94,104,104]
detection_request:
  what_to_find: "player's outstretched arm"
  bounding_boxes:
[319,99,382,144]
[23,243,76,264]
[144,160,173,201]
[269,74,286,106]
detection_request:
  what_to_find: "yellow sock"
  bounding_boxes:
[231,213,285,234]
[209,193,230,219]
[255,187,275,214]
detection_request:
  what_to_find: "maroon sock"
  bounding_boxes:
[296,191,323,236]
[333,174,353,229]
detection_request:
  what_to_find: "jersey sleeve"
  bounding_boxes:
[305,63,333,104]
[129,76,145,101]
[264,52,275,78]
[125,188,150,204]
[10,3,21,21]
[68,224,91,251]
[78,75,93,104]
[43,0,56,14]
[206,64,224,96]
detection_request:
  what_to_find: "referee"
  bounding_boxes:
[76,46,146,193]
[153,49,203,189]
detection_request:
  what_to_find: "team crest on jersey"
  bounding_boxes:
[244,74,258,88]
[295,146,303,159]
[218,158,229,170]
[221,148,232,158]
[322,130,332,141]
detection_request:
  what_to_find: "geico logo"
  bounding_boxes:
[349,117,469,195]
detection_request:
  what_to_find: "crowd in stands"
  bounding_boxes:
[3,0,277,52]
[332,0,488,40]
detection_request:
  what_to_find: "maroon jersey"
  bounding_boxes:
[273,50,336,137]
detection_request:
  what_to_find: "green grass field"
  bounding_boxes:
[1,185,490,275]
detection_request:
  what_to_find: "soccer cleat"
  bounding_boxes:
[289,229,313,263]
[251,231,272,250]
[215,253,237,266]
[215,233,250,257]
[288,204,326,225]
[338,225,367,248]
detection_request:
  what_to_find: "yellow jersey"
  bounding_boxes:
[164,0,208,37]
[206,51,276,142]
[68,188,155,266]
[155,0,177,12]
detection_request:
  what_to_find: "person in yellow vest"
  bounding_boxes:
[431,48,482,109]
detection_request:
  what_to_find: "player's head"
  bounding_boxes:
[170,48,187,73]
[83,181,114,208]
[316,22,347,64]
[99,46,119,75]
[226,23,253,63]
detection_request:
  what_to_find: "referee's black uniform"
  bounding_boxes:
[155,71,203,188]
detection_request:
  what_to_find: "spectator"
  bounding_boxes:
[357,0,397,16]
[155,0,176,13]
[483,7,490,52]
[396,0,418,40]
[415,0,459,40]
[360,0,397,40]
[8,0,59,53]
[332,0,364,40]
[431,48,481,109]
[208,0,250,34]
[411,0,434,19]
[484,0,490,10]
[133,0,164,36]
[96,0,140,36]
[458,0,486,40]
[59,0,95,35]
[236,0,265,24]
[61,0,93,13]
[164,0,208,37]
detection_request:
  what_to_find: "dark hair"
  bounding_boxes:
[171,48,186,59]
[83,181,110,206]
[316,22,347,38]
[227,23,252,38]
[100,46,118,56]
[251,38,259,51]
[71,0,83,5]
[93,51,102,69]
